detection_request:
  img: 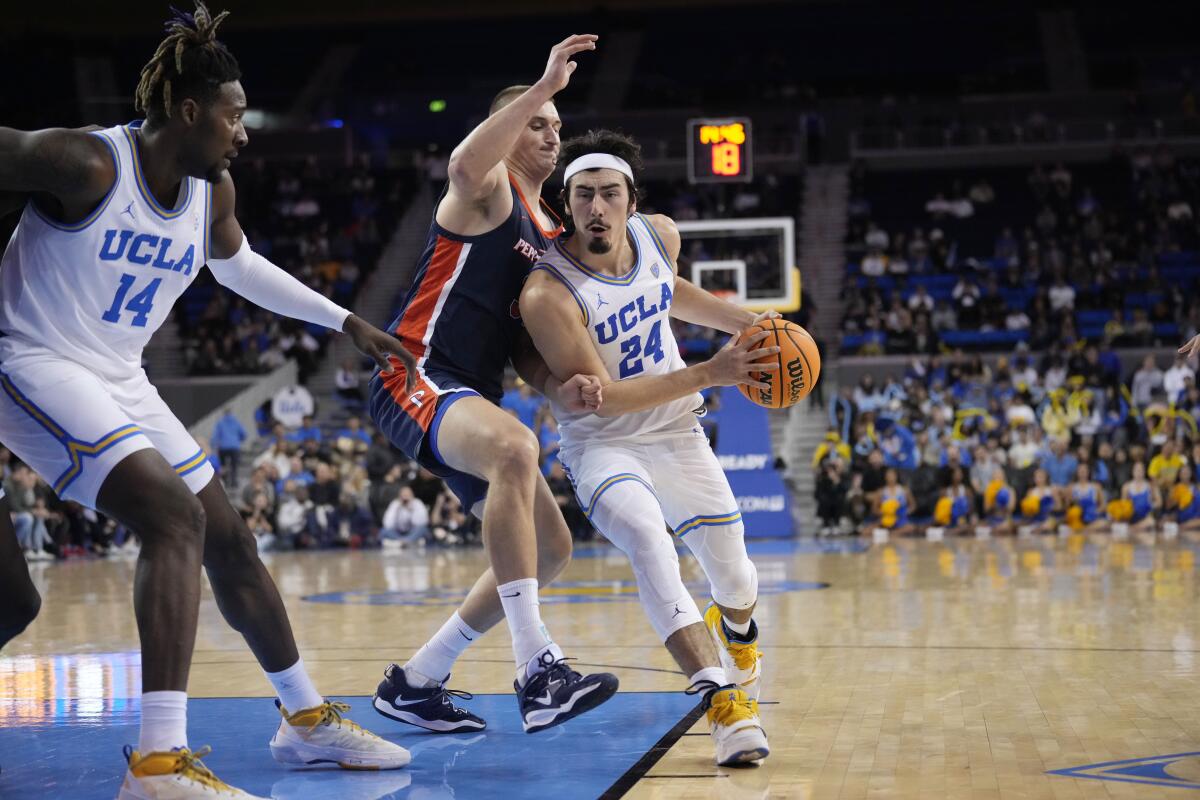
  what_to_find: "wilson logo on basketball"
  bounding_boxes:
[786,357,805,404]
[738,318,821,410]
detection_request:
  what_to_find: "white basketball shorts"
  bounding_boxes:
[560,425,742,539]
[0,337,213,509]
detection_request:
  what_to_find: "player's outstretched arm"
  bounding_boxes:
[444,34,596,202]
[0,127,115,217]
[1180,334,1200,359]
[641,214,780,333]
[673,276,781,334]
[521,272,779,418]
[206,174,417,390]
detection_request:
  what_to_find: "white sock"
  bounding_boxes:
[265,658,324,714]
[520,641,566,685]
[139,691,188,754]
[690,667,728,690]
[497,578,557,682]
[723,614,753,637]
[405,611,483,687]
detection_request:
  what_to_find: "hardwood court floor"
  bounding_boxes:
[5,534,1200,798]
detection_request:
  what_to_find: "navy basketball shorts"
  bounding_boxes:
[368,365,489,514]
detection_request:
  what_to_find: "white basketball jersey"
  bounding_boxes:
[536,214,702,448]
[0,122,209,379]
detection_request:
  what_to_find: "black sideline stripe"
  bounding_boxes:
[598,699,706,798]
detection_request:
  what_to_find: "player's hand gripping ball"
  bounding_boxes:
[736,319,821,409]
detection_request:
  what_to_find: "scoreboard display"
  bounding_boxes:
[687,118,753,184]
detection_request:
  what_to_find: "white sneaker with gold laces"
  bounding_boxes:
[691,684,770,767]
[269,700,411,770]
[117,745,267,799]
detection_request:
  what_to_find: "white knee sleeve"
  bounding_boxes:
[591,481,703,641]
[683,521,759,610]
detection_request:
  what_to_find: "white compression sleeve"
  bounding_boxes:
[207,235,351,332]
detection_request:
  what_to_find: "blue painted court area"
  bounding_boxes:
[0,691,698,799]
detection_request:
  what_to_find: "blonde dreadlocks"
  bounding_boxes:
[134,2,241,124]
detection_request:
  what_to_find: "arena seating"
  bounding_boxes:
[841,150,1200,354]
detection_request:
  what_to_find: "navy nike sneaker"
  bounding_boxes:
[515,651,619,733]
[373,665,486,733]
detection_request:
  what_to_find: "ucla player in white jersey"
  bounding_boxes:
[0,4,416,797]
[520,129,780,766]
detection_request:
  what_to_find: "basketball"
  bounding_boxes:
[736,319,821,409]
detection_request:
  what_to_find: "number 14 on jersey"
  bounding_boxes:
[101,273,161,328]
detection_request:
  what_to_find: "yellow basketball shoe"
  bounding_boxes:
[269,700,411,770]
[695,685,770,766]
[117,745,267,799]
[704,603,762,700]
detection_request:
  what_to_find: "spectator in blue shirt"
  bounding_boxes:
[539,416,562,476]
[853,374,886,413]
[501,381,543,432]
[1097,340,1122,385]
[212,407,247,485]
[927,357,948,388]
[1039,438,1078,486]
[1088,443,1111,489]
[881,377,908,406]
[335,415,373,455]
[879,422,917,471]
[276,456,316,495]
[287,415,323,445]
[254,400,272,438]
[939,441,974,469]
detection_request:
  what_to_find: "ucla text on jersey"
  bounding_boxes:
[98,229,197,275]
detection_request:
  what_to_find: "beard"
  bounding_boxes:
[204,164,227,184]
[586,234,612,254]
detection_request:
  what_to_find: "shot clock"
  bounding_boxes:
[687,118,752,184]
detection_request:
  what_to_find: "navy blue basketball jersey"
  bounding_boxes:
[381,175,563,410]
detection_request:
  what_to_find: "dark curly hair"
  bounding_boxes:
[559,129,643,207]
[136,2,241,126]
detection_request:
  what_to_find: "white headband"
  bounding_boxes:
[563,153,634,186]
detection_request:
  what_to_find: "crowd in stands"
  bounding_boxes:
[2,453,127,561]
[640,177,800,223]
[223,370,593,553]
[176,156,415,379]
[841,146,1200,355]
[813,345,1200,537]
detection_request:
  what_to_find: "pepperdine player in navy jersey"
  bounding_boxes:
[369,35,620,735]
[0,4,415,796]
